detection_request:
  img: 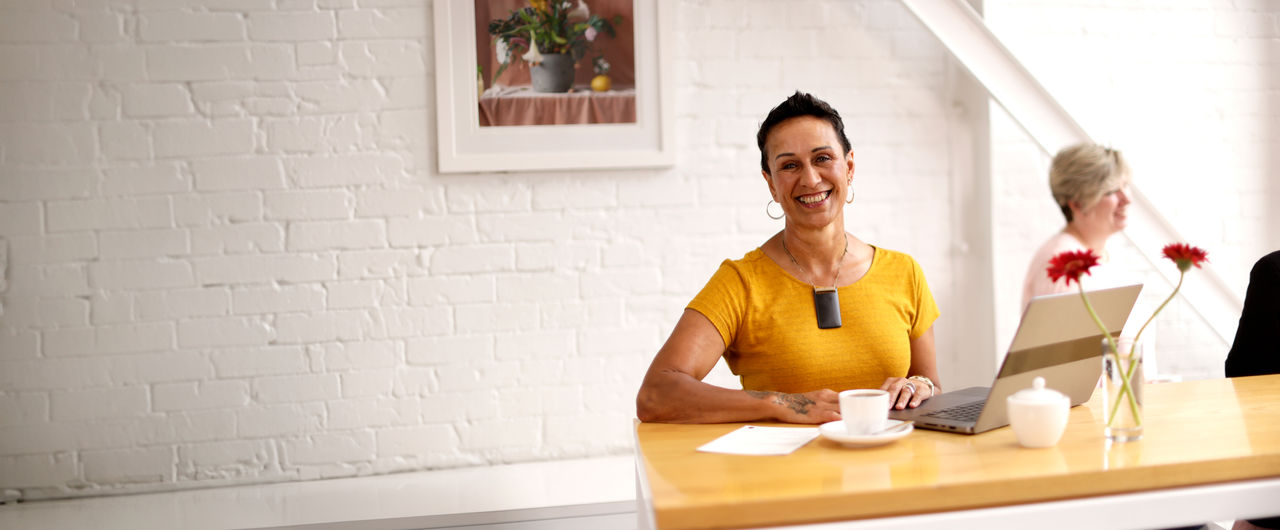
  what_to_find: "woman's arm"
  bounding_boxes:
[635,308,841,424]
[881,327,939,410]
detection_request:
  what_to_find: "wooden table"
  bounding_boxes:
[634,375,1280,529]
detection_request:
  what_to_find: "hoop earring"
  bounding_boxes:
[846,190,855,204]
[766,199,785,220]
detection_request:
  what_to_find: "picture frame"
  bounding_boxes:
[432,0,674,173]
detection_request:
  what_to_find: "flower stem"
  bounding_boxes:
[1078,286,1142,428]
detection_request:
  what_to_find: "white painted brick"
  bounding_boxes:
[263,116,324,152]
[455,303,538,334]
[390,366,435,397]
[77,12,128,43]
[6,233,97,264]
[407,276,496,305]
[107,351,215,386]
[287,220,386,251]
[515,241,601,271]
[154,119,256,158]
[0,11,77,43]
[231,284,326,315]
[272,311,365,344]
[174,192,263,227]
[328,398,420,429]
[89,260,193,290]
[420,390,498,423]
[338,40,425,78]
[457,418,539,451]
[47,197,172,232]
[0,296,87,328]
[580,268,664,297]
[139,11,245,42]
[0,329,39,361]
[0,357,113,392]
[51,386,149,421]
[93,45,149,82]
[315,340,398,371]
[375,425,457,457]
[0,393,48,427]
[248,11,336,41]
[339,370,393,398]
[0,203,42,236]
[82,447,172,484]
[429,245,514,274]
[193,254,336,285]
[146,45,247,82]
[475,212,569,243]
[288,153,405,187]
[191,223,286,255]
[580,327,656,357]
[373,306,452,338]
[177,439,274,480]
[337,249,422,279]
[0,81,90,121]
[43,322,174,357]
[154,381,250,411]
[90,291,134,325]
[130,410,235,447]
[495,330,575,361]
[0,122,96,164]
[136,288,230,320]
[0,422,79,455]
[407,335,491,363]
[387,217,449,248]
[264,190,351,220]
[235,402,325,438]
[0,453,76,489]
[178,316,273,348]
[292,80,389,114]
[324,280,381,309]
[297,42,335,66]
[495,274,579,303]
[5,263,90,298]
[210,345,308,378]
[0,168,94,201]
[191,156,286,192]
[283,431,375,465]
[355,188,442,217]
[103,163,192,196]
[99,228,189,259]
[336,8,424,38]
[122,83,195,118]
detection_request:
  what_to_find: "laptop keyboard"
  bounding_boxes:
[923,401,985,422]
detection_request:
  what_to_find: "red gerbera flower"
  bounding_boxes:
[1046,249,1100,286]
[1162,243,1209,272]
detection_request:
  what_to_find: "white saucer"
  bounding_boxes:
[819,420,913,448]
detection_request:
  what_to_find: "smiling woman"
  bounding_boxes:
[635,91,942,425]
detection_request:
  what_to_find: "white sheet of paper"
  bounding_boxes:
[696,425,820,456]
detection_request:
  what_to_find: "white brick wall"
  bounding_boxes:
[0,0,1273,502]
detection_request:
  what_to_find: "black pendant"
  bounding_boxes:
[813,287,842,329]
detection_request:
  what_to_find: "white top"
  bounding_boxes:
[1020,231,1127,310]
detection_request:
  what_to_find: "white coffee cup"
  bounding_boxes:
[839,389,889,435]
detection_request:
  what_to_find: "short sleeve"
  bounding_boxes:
[908,257,940,340]
[686,260,748,349]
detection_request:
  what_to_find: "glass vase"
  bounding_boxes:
[1102,338,1143,442]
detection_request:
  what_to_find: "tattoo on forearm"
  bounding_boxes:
[746,390,814,415]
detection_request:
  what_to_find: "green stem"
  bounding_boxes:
[1130,270,1184,350]
[1077,285,1141,428]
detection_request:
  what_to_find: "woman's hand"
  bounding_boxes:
[880,377,933,410]
[751,389,841,424]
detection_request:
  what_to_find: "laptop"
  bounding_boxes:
[890,283,1143,434]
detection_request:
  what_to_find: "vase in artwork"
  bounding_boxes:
[531,53,575,93]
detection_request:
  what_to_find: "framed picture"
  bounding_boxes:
[433,0,674,173]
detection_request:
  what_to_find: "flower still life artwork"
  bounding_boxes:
[1046,243,1209,441]
[487,0,621,92]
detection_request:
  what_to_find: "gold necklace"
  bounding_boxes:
[781,234,849,329]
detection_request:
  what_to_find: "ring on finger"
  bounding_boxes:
[904,382,916,394]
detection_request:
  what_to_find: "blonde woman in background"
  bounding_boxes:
[1021,143,1133,308]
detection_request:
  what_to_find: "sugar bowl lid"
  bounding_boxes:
[1008,377,1068,404]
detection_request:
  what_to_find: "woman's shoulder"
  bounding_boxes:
[868,245,923,271]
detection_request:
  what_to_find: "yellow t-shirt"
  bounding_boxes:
[687,246,939,394]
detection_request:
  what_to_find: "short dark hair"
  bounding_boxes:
[756,91,853,175]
